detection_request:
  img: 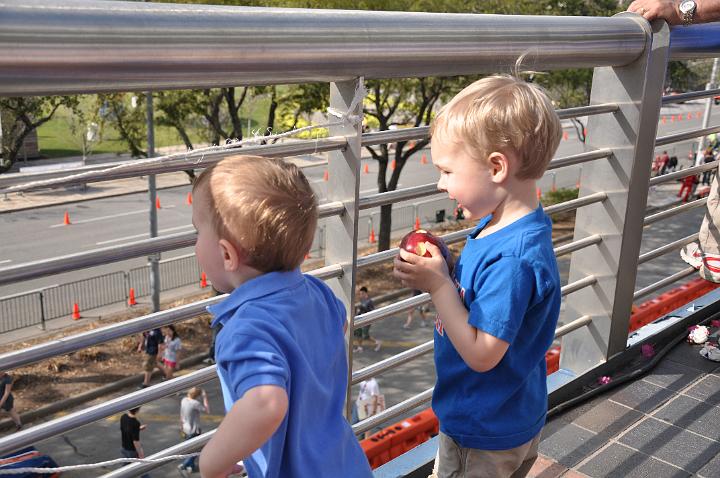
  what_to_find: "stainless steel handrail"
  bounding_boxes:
[644,197,707,226]
[0,2,648,97]
[555,315,592,339]
[352,341,434,385]
[352,388,433,436]
[561,275,597,296]
[649,159,719,186]
[544,192,607,216]
[554,235,602,258]
[546,149,613,171]
[633,266,696,300]
[655,125,720,147]
[661,87,720,105]
[638,234,698,265]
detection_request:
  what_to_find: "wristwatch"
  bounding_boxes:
[679,0,697,26]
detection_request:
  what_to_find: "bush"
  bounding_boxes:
[541,187,579,223]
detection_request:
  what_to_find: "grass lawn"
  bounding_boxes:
[36,93,271,159]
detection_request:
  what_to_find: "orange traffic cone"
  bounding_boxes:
[661,116,666,124]
[536,187,542,201]
[687,113,692,120]
[414,216,421,230]
[155,197,161,209]
[304,252,311,260]
[576,179,581,189]
[63,211,71,225]
[323,170,329,181]
[72,303,81,320]
[583,128,588,137]
[186,192,193,205]
[391,159,396,170]
[369,227,376,244]
[128,288,137,306]
[696,111,702,119]
[363,164,369,174]
[670,115,675,122]
[421,153,428,165]
[562,131,569,141]
[200,272,208,288]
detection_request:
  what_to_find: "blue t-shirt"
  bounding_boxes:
[432,206,561,450]
[208,269,372,478]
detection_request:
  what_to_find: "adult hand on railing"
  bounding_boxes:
[627,0,720,25]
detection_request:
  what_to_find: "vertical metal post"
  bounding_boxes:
[39,291,46,331]
[326,78,363,418]
[146,92,160,313]
[695,57,719,165]
[560,17,670,374]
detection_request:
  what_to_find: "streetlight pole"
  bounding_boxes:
[146,92,160,312]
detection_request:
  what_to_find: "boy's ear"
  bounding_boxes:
[218,238,244,272]
[487,152,510,184]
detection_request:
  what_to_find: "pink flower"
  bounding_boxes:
[641,344,655,358]
[711,320,720,328]
[598,376,612,385]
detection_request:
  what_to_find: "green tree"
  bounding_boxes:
[0,96,80,173]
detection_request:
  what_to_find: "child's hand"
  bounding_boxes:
[393,241,452,294]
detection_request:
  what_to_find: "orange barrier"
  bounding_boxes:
[546,346,561,374]
[361,409,439,469]
[63,211,71,225]
[72,303,81,320]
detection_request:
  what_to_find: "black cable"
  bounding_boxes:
[548,314,715,418]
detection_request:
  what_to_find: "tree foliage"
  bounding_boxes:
[0,96,80,173]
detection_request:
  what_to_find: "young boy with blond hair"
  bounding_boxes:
[194,155,371,478]
[394,75,562,477]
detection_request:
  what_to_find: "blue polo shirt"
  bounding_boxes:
[432,206,561,450]
[208,269,372,478]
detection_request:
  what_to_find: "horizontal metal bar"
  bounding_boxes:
[0,2,647,96]
[352,388,433,436]
[554,315,592,339]
[544,191,607,216]
[554,234,602,258]
[0,231,196,287]
[649,159,719,186]
[0,367,216,456]
[546,149,613,172]
[0,264,341,372]
[354,294,431,329]
[561,275,597,296]
[555,103,619,120]
[655,125,720,147]
[633,266,696,301]
[0,200,344,286]
[352,340,434,385]
[644,197,707,226]
[638,233,698,265]
[359,184,442,210]
[100,430,215,478]
[661,87,720,105]
[362,127,430,147]
[0,137,348,193]
[669,23,720,60]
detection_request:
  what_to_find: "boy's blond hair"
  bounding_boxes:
[193,155,317,273]
[431,75,561,179]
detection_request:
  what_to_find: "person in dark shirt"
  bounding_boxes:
[137,329,162,389]
[120,407,149,477]
[0,372,22,431]
[353,286,381,352]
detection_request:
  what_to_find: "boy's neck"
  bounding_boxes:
[480,179,538,237]
[228,264,265,291]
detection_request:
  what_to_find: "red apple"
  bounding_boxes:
[399,229,452,267]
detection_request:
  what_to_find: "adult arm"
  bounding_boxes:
[628,0,720,25]
[393,244,509,372]
[199,385,288,478]
[202,390,210,414]
[133,440,145,459]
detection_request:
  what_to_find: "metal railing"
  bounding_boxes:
[0,2,718,476]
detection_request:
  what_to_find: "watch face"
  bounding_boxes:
[680,0,696,13]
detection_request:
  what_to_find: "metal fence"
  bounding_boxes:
[0,2,718,477]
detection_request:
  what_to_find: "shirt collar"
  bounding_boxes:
[207,268,304,327]
[469,205,544,239]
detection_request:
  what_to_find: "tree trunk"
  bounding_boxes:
[378,203,394,251]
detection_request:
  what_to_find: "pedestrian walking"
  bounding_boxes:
[353,286,381,353]
[159,325,182,380]
[0,372,22,432]
[120,407,149,478]
[352,377,384,439]
[177,387,210,477]
[137,328,163,389]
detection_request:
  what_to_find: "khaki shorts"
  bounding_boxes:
[430,431,540,478]
[143,354,157,372]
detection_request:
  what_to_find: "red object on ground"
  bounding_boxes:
[361,409,439,469]
[369,227,376,244]
[63,211,71,225]
[421,153,428,165]
[128,288,137,306]
[363,164,369,174]
[414,216,421,230]
[155,197,161,209]
[323,170,329,181]
[186,192,193,205]
[200,272,208,288]
[72,303,81,320]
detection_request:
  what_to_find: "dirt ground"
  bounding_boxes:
[6,216,574,416]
